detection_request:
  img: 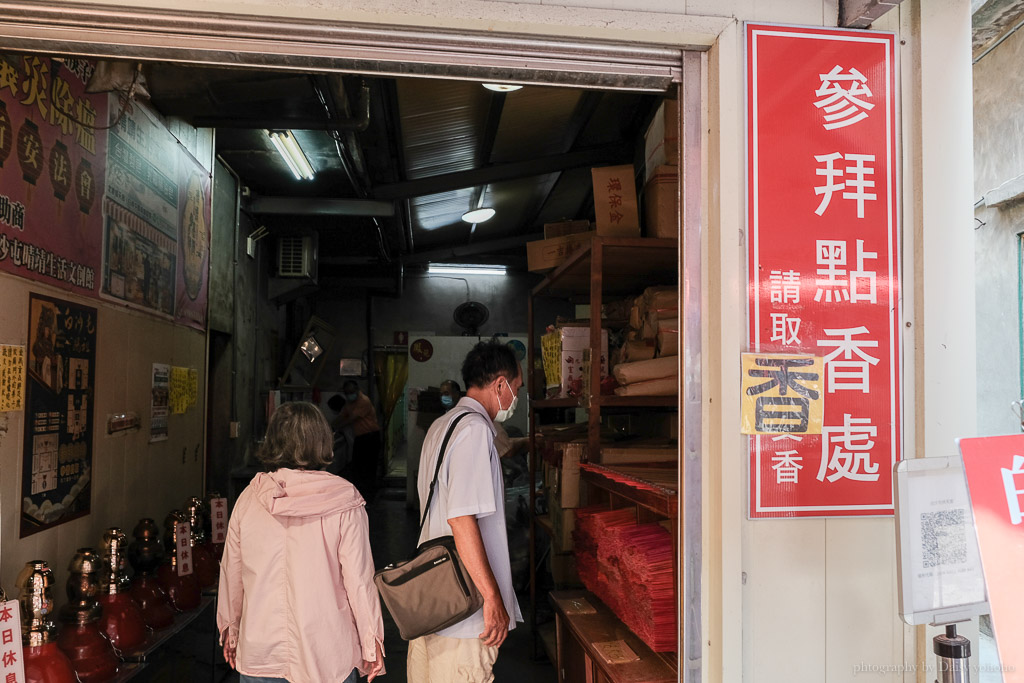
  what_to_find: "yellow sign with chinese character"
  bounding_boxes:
[169,366,189,415]
[741,353,824,435]
[0,344,25,411]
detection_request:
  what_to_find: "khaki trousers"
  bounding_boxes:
[407,634,499,683]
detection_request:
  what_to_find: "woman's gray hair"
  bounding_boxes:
[257,401,334,472]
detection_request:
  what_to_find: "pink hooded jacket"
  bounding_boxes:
[216,469,385,682]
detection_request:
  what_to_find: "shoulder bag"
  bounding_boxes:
[373,411,484,640]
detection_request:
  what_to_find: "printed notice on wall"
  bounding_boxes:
[169,366,188,414]
[21,293,96,537]
[0,344,25,411]
[187,368,198,408]
[150,363,169,442]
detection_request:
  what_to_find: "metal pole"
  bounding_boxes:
[934,623,971,683]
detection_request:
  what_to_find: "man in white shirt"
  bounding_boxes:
[408,341,524,682]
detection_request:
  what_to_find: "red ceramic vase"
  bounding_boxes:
[97,592,148,652]
[128,576,176,629]
[156,563,201,611]
[57,623,119,682]
[24,641,77,683]
[193,543,219,588]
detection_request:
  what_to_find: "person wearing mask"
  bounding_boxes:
[408,341,524,682]
[217,401,385,683]
[439,379,461,412]
[333,380,382,501]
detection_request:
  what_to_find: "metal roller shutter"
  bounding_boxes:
[0,1,682,91]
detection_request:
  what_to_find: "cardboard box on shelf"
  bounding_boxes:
[549,549,581,586]
[526,231,595,272]
[591,164,640,237]
[549,498,577,553]
[561,327,608,397]
[543,219,592,239]
[644,98,679,182]
[644,165,679,240]
[599,441,678,465]
[544,439,587,509]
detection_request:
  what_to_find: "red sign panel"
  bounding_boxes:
[747,24,901,517]
[0,56,107,295]
[961,435,1024,681]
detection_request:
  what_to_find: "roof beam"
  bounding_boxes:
[839,0,906,28]
[400,233,543,265]
[373,142,632,201]
[247,196,395,217]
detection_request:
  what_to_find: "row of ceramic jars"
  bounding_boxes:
[13,497,225,683]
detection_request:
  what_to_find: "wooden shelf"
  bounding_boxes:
[580,463,678,518]
[550,590,676,683]
[121,595,215,662]
[535,514,555,537]
[531,397,581,409]
[594,394,677,408]
[532,237,677,299]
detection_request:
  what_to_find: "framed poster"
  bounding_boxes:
[746,24,901,517]
[21,292,96,537]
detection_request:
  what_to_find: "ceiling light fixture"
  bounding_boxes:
[482,83,523,93]
[299,335,323,362]
[428,264,507,276]
[267,130,315,180]
[461,207,496,224]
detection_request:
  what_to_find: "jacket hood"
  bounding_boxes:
[252,469,364,518]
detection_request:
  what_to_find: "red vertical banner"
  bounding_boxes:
[746,25,901,517]
[960,435,1024,681]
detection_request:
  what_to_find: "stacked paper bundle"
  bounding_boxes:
[599,523,676,652]
[612,355,677,396]
[572,506,636,608]
[573,506,677,653]
[626,286,678,359]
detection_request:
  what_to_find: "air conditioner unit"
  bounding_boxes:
[277,235,317,279]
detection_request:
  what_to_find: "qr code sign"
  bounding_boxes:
[920,509,968,569]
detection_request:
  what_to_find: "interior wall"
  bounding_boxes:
[973,23,1024,437]
[0,273,207,599]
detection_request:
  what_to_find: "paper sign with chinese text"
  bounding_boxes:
[0,56,107,297]
[209,497,228,544]
[0,599,25,683]
[0,345,25,411]
[741,353,824,435]
[960,434,1024,682]
[175,521,193,577]
[746,24,901,517]
[169,366,188,415]
[21,293,96,537]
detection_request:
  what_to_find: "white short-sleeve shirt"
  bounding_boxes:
[416,396,524,638]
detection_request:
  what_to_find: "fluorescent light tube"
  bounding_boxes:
[482,83,523,92]
[428,264,507,276]
[267,130,315,180]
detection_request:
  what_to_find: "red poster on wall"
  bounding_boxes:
[746,24,901,517]
[960,435,1024,681]
[0,56,107,295]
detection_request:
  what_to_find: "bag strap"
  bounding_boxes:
[418,410,475,538]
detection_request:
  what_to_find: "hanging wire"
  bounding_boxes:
[51,62,143,132]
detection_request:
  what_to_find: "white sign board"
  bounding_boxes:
[894,456,988,625]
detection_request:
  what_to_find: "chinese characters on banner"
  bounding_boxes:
[175,521,193,577]
[0,599,26,683]
[21,293,96,537]
[169,366,189,414]
[102,99,212,330]
[740,353,824,436]
[0,56,107,295]
[746,25,900,518]
[960,435,1024,682]
[0,345,25,411]
[209,497,228,544]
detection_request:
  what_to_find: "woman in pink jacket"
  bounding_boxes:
[217,401,386,682]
